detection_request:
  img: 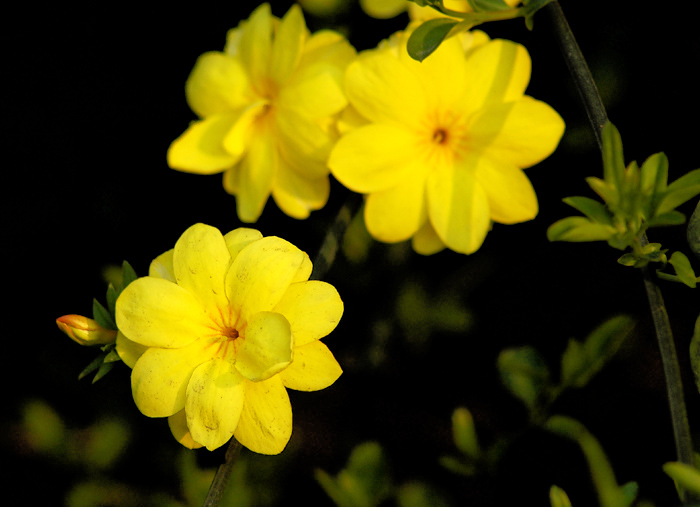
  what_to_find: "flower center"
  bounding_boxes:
[222,326,239,341]
[432,128,448,144]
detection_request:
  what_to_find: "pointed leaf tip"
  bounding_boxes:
[407,18,460,62]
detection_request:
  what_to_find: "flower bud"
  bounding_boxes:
[56,315,117,346]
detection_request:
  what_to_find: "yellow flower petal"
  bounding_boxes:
[236,311,293,382]
[345,49,429,129]
[278,340,342,391]
[470,97,565,168]
[226,236,306,322]
[115,331,147,369]
[185,52,251,118]
[461,39,531,115]
[273,281,343,347]
[278,67,347,119]
[186,359,246,450]
[116,277,209,348]
[275,109,334,179]
[223,227,263,261]
[131,341,211,418]
[293,252,313,284]
[329,124,421,193]
[173,224,231,315]
[149,249,175,282]
[221,101,268,162]
[398,33,468,111]
[426,157,491,254]
[412,220,446,255]
[235,125,277,223]
[364,170,428,243]
[168,409,203,449]
[269,4,306,87]
[238,3,273,84]
[272,163,330,219]
[234,376,292,455]
[301,28,348,57]
[167,113,239,174]
[474,157,538,224]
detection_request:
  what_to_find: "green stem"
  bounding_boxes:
[203,439,242,507]
[544,2,607,150]
[545,1,695,501]
[639,240,696,498]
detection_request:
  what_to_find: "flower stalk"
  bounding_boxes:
[203,439,242,507]
[545,1,695,501]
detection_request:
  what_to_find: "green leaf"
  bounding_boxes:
[602,122,625,192]
[407,18,460,62]
[619,481,639,507]
[439,455,477,476]
[467,0,511,11]
[640,152,669,216]
[92,298,116,330]
[106,283,118,318]
[78,354,106,381]
[498,346,550,410]
[546,415,631,507]
[563,196,613,225]
[452,407,480,459]
[689,314,700,396]
[560,316,635,388]
[316,442,392,507]
[668,251,697,288]
[92,360,116,383]
[586,177,618,206]
[617,253,644,267]
[549,485,572,507]
[547,216,615,242]
[656,168,700,215]
[689,201,700,260]
[662,461,700,497]
[121,260,138,291]
[396,482,451,507]
[644,210,686,228]
[640,152,668,194]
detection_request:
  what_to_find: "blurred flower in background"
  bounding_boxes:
[167,4,356,222]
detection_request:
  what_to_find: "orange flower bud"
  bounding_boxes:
[56,315,117,346]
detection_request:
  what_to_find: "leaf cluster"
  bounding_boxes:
[315,442,450,507]
[497,315,635,420]
[406,0,555,61]
[79,261,137,383]
[548,122,700,286]
[439,316,636,502]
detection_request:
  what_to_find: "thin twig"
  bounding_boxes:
[203,439,242,507]
[545,1,695,502]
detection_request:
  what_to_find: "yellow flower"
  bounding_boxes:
[115,223,344,454]
[56,315,117,346]
[329,30,564,254]
[167,4,356,222]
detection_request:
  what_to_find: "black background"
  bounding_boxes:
[3,1,699,505]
